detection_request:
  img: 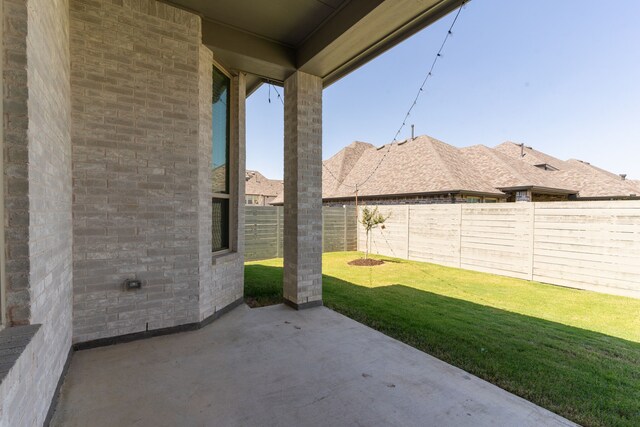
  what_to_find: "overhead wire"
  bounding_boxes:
[354,0,467,190]
[265,0,468,193]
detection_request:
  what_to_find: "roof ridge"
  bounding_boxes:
[340,144,370,183]
[478,145,535,182]
[427,137,474,190]
[353,143,394,192]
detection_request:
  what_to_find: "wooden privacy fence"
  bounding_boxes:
[358,201,640,298]
[245,206,357,261]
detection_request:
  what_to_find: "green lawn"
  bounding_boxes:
[245,251,640,427]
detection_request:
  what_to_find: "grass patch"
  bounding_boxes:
[245,251,640,427]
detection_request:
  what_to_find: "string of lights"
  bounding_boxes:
[269,83,284,105]
[352,0,467,190]
[265,0,467,193]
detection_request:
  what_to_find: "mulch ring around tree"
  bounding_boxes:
[348,258,385,267]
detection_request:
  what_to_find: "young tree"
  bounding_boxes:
[360,206,389,259]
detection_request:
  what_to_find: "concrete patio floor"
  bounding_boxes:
[51,304,576,427]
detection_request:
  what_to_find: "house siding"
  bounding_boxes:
[283,72,323,307]
[0,0,73,425]
[3,0,31,326]
[197,45,214,319]
[70,0,202,343]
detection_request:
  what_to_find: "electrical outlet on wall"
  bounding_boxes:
[123,278,142,290]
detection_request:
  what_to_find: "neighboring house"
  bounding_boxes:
[322,136,507,204]
[273,136,638,205]
[460,144,578,202]
[273,136,508,206]
[245,170,283,205]
[495,142,640,200]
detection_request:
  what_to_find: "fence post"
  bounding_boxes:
[322,207,325,253]
[344,207,348,251]
[529,203,535,280]
[276,206,281,258]
[458,204,463,268]
[406,205,410,260]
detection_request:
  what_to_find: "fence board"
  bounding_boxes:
[245,206,356,261]
[407,205,461,267]
[358,201,640,298]
[460,204,534,279]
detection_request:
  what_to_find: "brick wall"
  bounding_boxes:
[197,45,214,319]
[0,0,247,421]
[3,0,31,326]
[0,0,73,425]
[70,0,202,342]
[283,71,323,307]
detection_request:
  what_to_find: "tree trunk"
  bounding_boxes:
[365,229,369,259]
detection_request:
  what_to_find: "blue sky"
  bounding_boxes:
[246,0,640,180]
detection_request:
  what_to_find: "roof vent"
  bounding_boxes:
[534,163,559,172]
[376,144,387,150]
[620,174,627,180]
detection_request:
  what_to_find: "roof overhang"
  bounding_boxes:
[159,0,465,93]
[497,186,578,195]
[323,189,507,201]
[576,195,640,201]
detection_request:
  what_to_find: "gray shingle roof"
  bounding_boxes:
[495,141,639,198]
[273,138,637,204]
[557,160,639,198]
[494,141,565,170]
[245,170,283,197]
[460,145,575,192]
[324,135,504,199]
[567,159,625,181]
[323,141,374,195]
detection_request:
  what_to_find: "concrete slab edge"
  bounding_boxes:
[283,299,323,310]
[72,297,245,351]
[44,346,73,427]
[46,298,244,425]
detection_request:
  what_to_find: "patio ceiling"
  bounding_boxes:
[159,0,465,92]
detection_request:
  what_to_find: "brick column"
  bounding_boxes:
[283,71,323,309]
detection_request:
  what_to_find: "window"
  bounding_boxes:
[515,190,530,202]
[245,195,259,205]
[212,65,230,252]
[484,198,498,203]
[466,196,481,203]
